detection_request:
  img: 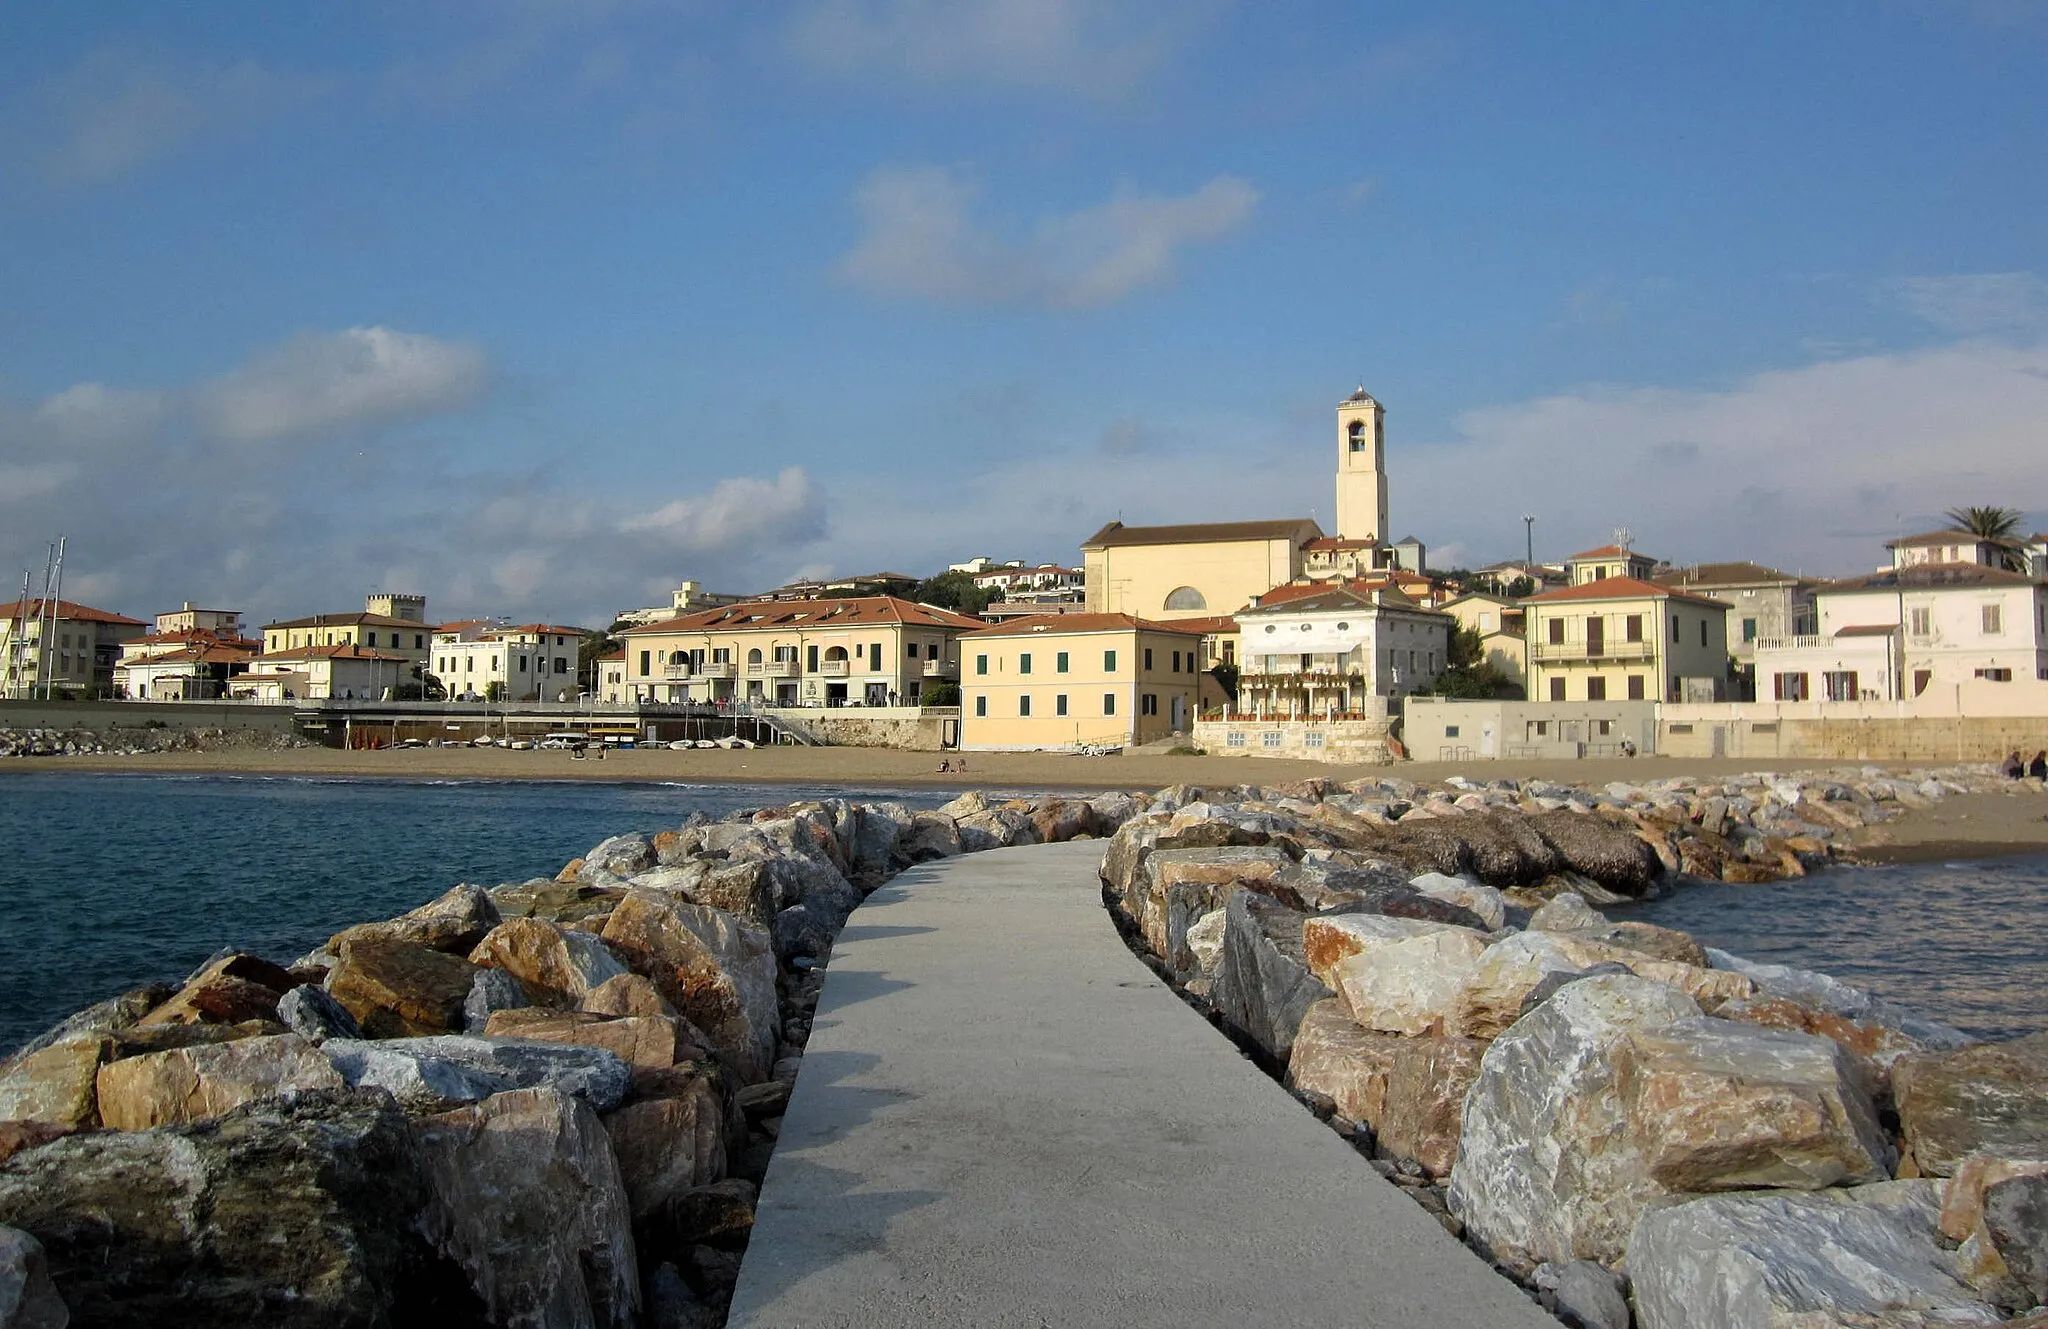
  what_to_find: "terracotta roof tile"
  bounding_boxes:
[0,598,146,626]
[960,613,1207,639]
[1527,576,1728,609]
[1082,518,1323,549]
[622,595,985,635]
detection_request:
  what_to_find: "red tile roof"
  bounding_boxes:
[1884,529,2020,549]
[1568,544,1633,559]
[255,644,414,663]
[1081,518,1323,549]
[1527,575,1727,609]
[622,596,986,635]
[0,598,146,626]
[261,611,424,630]
[960,613,1208,639]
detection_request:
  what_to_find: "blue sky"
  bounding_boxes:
[3,1,2045,627]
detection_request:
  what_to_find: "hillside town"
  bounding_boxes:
[4,387,2045,763]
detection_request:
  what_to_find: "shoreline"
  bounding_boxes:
[7,746,2048,861]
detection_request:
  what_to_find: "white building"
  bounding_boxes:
[1886,529,2024,572]
[970,563,1085,602]
[1233,584,1450,717]
[1754,563,2048,702]
[241,644,414,700]
[433,624,585,702]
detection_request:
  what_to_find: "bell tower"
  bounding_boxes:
[1335,386,1388,544]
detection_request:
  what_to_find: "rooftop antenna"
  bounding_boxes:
[1521,514,1536,568]
[1613,525,1634,552]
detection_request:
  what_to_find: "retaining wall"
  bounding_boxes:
[0,699,299,733]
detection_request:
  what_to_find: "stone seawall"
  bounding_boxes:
[1660,712,2048,763]
[0,787,1137,1328]
[1099,766,2048,1328]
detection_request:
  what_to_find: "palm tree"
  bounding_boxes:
[1942,505,2028,572]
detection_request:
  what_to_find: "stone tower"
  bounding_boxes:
[1335,387,1388,544]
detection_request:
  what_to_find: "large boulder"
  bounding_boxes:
[0,1037,106,1132]
[467,919,629,1009]
[1709,948,1973,1055]
[135,954,294,1028]
[325,937,480,1038]
[328,883,501,956]
[1446,974,1703,1272]
[323,1036,631,1114]
[1525,809,1662,894]
[277,985,363,1042]
[1942,1152,2048,1310]
[1286,1000,1483,1178]
[1627,1182,2002,1329]
[602,1064,731,1220]
[415,1086,639,1328]
[599,892,780,1084]
[1612,1018,1893,1191]
[0,1224,66,1329]
[897,812,963,864]
[1137,847,1296,958]
[1895,1033,2048,1177]
[1302,914,1490,1038]
[482,1010,703,1076]
[0,1088,469,1329]
[954,807,1043,853]
[95,1033,344,1131]
[845,802,908,884]
[1210,892,1328,1065]
[579,833,658,882]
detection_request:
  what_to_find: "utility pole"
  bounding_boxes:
[1522,514,1537,570]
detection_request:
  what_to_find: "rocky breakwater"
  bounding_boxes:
[0,725,307,757]
[1101,771,2048,1328]
[0,788,1141,1329]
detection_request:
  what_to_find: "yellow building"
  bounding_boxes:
[0,597,147,698]
[1526,576,1730,703]
[618,596,983,707]
[261,593,431,666]
[1081,519,1319,621]
[958,613,1206,751]
[1438,591,1528,691]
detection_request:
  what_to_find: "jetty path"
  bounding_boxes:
[728,840,1557,1328]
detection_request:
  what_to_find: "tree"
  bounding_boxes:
[1208,662,1239,702]
[579,626,625,691]
[1942,506,2028,571]
[1424,626,1523,699]
[921,682,960,707]
[911,571,993,615]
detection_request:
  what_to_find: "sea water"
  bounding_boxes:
[0,771,954,1054]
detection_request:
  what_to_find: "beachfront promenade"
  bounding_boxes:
[727,841,1557,1328]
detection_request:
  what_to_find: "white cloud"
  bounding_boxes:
[620,467,827,551]
[195,327,489,442]
[838,167,1256,307]
[33,383,171,447]
[30,47,322,186]
[1399,340,2048,575]
[1886,272,2048,334]
[785,0,1188,97]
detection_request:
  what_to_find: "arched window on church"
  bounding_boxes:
[1164,587,1207,612]
[1348,420,1368,453]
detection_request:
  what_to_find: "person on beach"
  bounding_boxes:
[2031,750,2048,780]
[936,759,951,772]
[2002,751,2025,779]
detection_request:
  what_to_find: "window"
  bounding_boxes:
[1143,648,1153,670]
[1227,730,1245,746]
[1700,620,1709,647]
[1911,607,1931,636]
[1751,722,1778,734]
[1587,676,1607,701]
[1741,618,1757,643]
[519,657,528,673]
[1597,719,1612,736]
[1533,720,1549,736]
[1056,651,1069,673]
[1549,677,1566,701]
[1976,667,2014,682]
[1104,693,1116,715]
[1019,653,1032,675]
[907,643,919,660]
[1055,694,1068,716]
[1670,615,1680,643]
[1774,672,1810,701]
[1103,649,1117,672]
[1019,695,1032,716]
[1164,587,1208,611]
[808,645,819,672]
[1141,693,1158,716]
[975,695,987,717]
[557,658,570,674]
[1261,730,1283,747]
[365,632,377,647]
[871,643,883,671]
[1304,731,1326,748]
[976,654,988,675]
[1171,650,1181,672]
[1824,670,1858,701]
[927,643,939,660]
[1627,674,1645,700]
[639,650,650,675]
[1669,723,1694,735]
[1625,614,1643,643]
[1446,725,1461,738]
[1548,617,1565,645]
[1983,604,2004,635]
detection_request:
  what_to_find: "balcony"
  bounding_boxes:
[818,660,850,677]
[661,664,692,679]
[1755,635,1827,653]
[921,659,952,678]
[747,660,798,678]
[1530,639,1656,663]
[696,662,736,680]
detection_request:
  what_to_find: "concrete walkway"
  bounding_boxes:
[727,841,1558,1329]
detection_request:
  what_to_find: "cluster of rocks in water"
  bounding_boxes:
[0,788,1142,1328]
[0,725,307,758]
[1100,765,2048,1328]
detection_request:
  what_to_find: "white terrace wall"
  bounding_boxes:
[1659,678,2048,761]
[1403,698,1659,762]
[1193,710,1396,764]
[758,706,959,750]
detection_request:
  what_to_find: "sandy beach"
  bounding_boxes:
[9,745,2046,862]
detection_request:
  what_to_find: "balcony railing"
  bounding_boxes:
[696,662,736,679]
[1530,639,1656,662]
[747,660,798,678]
[661,664,693,678]
[1754,635,1828,652]
[921,660,951,677]
[818,660,850,677]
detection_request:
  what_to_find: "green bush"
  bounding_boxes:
[1166,744,1207,756]
[921,682,961,707]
